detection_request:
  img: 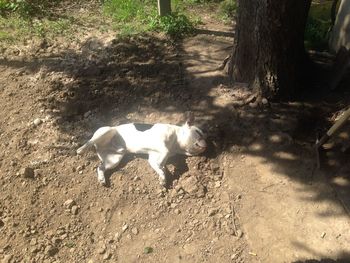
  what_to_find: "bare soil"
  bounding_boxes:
[1,4,350,263]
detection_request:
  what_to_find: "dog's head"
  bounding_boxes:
[179,113,207,156]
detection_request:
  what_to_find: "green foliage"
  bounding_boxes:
[0,15,73,42]
[143,247,153,254]
[304,16,330,50]
[103,0,148,22]
[103,0,158,23]
[304,2,333,50]
[218,0,236,19]
[180,0,221,3]
[65,242,75,248]
[0,30,12,41]
[103,0,195,37]
[148,13,194,37]
[0,0,60,17]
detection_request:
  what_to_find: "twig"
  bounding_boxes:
[217,55,231,70]
[230,202,238,236]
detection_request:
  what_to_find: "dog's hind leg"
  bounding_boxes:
[96,148,125,185]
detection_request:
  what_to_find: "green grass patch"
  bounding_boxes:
[0,14,73,42]
[218,0,236,20]
[0,0,231,43]
[103,0,154,22]
[103,0,196,37]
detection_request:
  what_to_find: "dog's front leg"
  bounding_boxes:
[148,152,169,186]
[97,164,106,185]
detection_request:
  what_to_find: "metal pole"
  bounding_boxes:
[157,0,171,16]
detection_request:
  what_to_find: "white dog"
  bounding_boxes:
[77,114,206,186]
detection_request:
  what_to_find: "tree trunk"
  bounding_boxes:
[230,0,311,100]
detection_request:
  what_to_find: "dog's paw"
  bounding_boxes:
[97,167,106,186]
[98,176,106,186]
[159,177,166,187]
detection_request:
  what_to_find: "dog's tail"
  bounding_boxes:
[76,126,118,155]
[76,141,93,155]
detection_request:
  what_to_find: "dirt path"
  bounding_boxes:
[1,7,350,263]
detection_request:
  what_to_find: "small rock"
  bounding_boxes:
[208,208,218,217]
[122,224,128,233]
[133,176,140,181]
[114,232,121,241]
[98,244,106,254]
[33,118,42,126]
[45,245,58,257]
[30,238,37,246]
[30,246,40,254]
[51,237,62,245]
[249,102,258,108]
[174,185,182,192]
[261,98,268,105]
[236,230,243,238]
[180,175,205,198]
[321,232,326,238]
[2,254,13,263]
[21,167,35,179]
[84,111,91,118]
[181,176,198,194]
[103,252,112,260]
[174,209,181,215]
[131,228,138,235]
[64,199,76,209]
[71,205,79,215]
[214,181,221,188]
[210,162,220,172]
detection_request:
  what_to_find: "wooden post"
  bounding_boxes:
[157,0,171,16]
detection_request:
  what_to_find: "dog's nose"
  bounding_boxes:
[197,140,206,153]
[198,140,207,149]
[198,140,206,148]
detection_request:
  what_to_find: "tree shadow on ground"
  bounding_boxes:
[2,31,350,218]
[293,257,350,263]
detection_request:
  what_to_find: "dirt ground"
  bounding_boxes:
[1,4,350,263]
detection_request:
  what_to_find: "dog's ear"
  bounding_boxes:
[185,111,195,127]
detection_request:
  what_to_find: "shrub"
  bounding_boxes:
[148,12,194,37]
[219,0,236,19]
[0,0,61,17]
[304,1,334,51]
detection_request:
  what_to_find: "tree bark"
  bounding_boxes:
[230,0,311,100]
